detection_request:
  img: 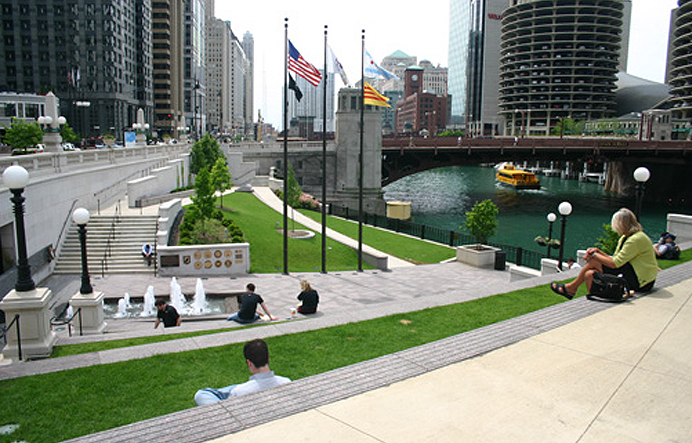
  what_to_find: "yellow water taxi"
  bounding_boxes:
[496,164,541,189]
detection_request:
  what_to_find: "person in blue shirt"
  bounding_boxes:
[194,339,291,405]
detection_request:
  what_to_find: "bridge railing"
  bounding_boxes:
[326,205,544,270]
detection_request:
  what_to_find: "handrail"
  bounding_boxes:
[4,314,22,361]
[54,199,79,260]
[50,307,83,337]
[100,202,121,277]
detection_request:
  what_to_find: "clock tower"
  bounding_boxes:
[404,66,423,98]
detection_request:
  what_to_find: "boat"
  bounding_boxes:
[496,164,541,189]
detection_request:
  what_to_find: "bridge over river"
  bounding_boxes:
[381,136,692,203]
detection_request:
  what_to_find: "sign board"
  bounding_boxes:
[124,131,136,147]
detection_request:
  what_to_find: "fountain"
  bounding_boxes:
[190,278,209,315]
[140,286,156,317]
[169,277,187,314]
[114,298,129,318]
[123,292,133,309]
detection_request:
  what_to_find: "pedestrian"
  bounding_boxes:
[154,298,181,328]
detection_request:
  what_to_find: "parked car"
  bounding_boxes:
[62,142,80,151]
[11,144,44,155]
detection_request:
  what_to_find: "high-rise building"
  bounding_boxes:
[242,32,254,133]
[153,0,185,136]
[229,31,247,134]
[448,0,509,133]
[666,0,692,120]
[499,0,627,136]
[184,0,207,139]
[0,0,154,140]
[289,69,335,134]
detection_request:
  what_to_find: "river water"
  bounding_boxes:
[382,165,679,258]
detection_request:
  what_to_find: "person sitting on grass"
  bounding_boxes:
[227,283,277,323]
[296,279,319,314]
[654,232,680,260]
[550,207,658,299]
[194,338,291,405]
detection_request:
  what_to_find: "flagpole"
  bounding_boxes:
[283,18,289,275]
[358,29,365,272]
[321,25,328,274]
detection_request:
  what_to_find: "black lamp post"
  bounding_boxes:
[3,165,35,292]
[73,208,93,294]
[546,212,557,259]
[557,201,572,271]
[633,166,650,220]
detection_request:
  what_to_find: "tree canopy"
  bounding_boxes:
[190,134,224,174]
[2,118,43,150]
[210,157,232,208]
[461,199,499,244]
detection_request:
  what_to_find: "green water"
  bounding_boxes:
[382,165,680,257]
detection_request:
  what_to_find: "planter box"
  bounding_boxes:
[456,244,500,268]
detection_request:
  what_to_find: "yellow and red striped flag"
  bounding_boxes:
[363,82,391,108]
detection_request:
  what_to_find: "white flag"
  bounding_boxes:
[329,46,350,86]
[363,50,398,80]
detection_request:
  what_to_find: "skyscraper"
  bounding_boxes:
[242,32,254,133]
[153,0,185,136]
[448,0,510,134]
[289,69,335,134]
[0,0,154,139]
[498,0,627,136]
[184,0,207,139]
[667,0,692,120]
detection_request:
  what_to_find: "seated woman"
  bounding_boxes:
[551,207,657,299]
[296,279,319,314]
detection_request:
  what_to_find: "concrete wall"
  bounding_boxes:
[667,213,692,243]
[157,199,183,246]
[156,243,250,277]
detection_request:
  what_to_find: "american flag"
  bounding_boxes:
[288,41,322,87]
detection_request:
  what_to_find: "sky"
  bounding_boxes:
[215,0,680,129]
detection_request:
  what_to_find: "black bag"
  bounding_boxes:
[587,272,630,303]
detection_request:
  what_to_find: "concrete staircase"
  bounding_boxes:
[53,215,159,275]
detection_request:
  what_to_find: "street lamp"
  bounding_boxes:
[2,165,35,292]
[633,166,650,220]
[72,208,93,295]
[557,201,572,271]
[546,212,557,259]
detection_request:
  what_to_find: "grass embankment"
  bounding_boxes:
[220,192,374,273]
[657,248,692,270]
[298,209,456,264]
[0,283,587,443]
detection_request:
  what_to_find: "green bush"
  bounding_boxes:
[461,199,499,244]
[595,223,620,254]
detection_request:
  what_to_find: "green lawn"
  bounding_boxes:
[657,248,692,270]
[299,209,456,264]
[219,193,373,273]
[0,283,585,443]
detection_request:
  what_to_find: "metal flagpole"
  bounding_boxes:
[283,18,289,275]
[358,29,365,272]
[321,25,328,274]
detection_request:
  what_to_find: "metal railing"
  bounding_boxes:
[50,308,83,337]
[327,205,545,270]
[100,203,121,277]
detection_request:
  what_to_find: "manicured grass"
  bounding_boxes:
[0,283,584,443]
[299,209,457,264]
[218,193,373,273]
[657,248,692,270]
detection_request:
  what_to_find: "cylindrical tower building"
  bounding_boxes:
[669,0,692,120]
[498,0,624,136]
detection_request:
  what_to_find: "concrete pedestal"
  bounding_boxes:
[0,287,58,359]
[70,291,107,335]
[42,131,62,152]
[136,133,146,146]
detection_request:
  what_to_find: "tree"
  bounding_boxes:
[60,122,79,144]
[190,134,224,174]
[191,169,216,232]
[461,199,499,244]
[2,117,43,151]
[210,157,232,208]
[595,223,620,255]
[551,118,584,137]
[286,164,302,207]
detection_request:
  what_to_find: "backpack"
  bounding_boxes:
[587,272,630,303]
[661,244,681,260]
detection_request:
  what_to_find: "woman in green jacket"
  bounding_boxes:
[551,207,657,299]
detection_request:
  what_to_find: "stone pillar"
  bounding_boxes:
[0,288,58,359]
[41,92,63,152]
[70,291,107,335]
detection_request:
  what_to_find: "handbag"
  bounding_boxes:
[587,272,630,303]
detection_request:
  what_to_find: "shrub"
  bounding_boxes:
[461,199,499,244]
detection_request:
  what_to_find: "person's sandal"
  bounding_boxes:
[550,282,574,300]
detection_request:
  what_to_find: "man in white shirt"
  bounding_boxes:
[194,339,291,406]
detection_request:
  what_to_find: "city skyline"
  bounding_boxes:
[215,0,679,129]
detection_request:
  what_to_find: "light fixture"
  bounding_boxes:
[72,207,90,226]
[633,166,650,183]
[558,201,572,216]
[3,165,30,190]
